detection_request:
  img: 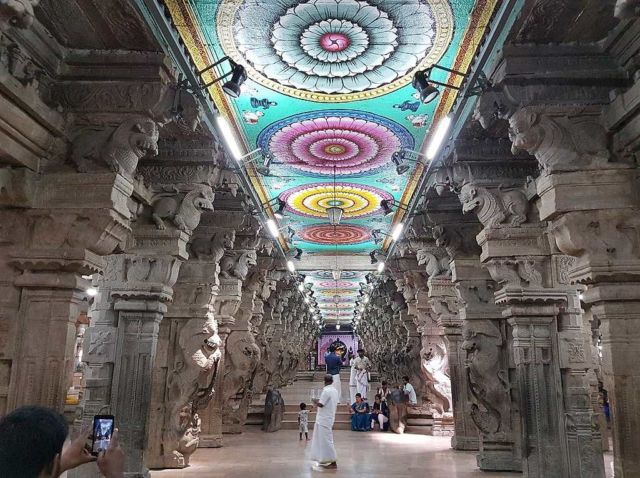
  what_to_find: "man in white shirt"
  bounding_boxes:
[310,374,339,469]
[402,375,418,405]
[353,349,371,400]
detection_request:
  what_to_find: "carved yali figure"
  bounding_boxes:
[462,321,510,436]
[219,250,258,281]
[152,184,215,233]
[0,0,39,30]
[189,230,235,261]
[70,116,160,175]
[165,317,221,467]
[458,182,529,228]
[421,341,452,416]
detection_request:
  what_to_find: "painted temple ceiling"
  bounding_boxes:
[166,0,498,322]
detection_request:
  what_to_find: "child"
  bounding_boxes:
[298,402,313,440]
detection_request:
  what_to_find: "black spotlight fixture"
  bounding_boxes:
[256,150,274,176]
[369,250,378,265]
[221,60,247,98]
[193,56,247,98]
[294,247,303,260]
[274,197,286,219]
[412,64,490,105]
[392,151,411,175]
[380,200,394,216]
[412,69,440,105]
[287,226,296,241]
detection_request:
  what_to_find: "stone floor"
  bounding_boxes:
[150,428,615,478]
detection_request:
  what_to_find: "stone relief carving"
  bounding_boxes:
[165,316,221,467]
[508,107,611,173]
[462,321,510,435]
[421,340,452,417]
[151,184,215,233]
[0,0,38,30]
[69,116,160,175]
[0,34,41,85]
[459,182,529,228]
[189,230,236,262]
[416,246,451,278]
[219,250,258,281]
[615,0,640,18]
[485,257,544,289]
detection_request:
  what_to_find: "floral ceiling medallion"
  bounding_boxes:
[217,0,454,102]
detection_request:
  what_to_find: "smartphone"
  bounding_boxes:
[91,415,115,456]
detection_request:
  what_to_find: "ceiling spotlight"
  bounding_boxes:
[304,297,310,304]
[327,206,343,225]
[287,260,296,273]
[380,199,394,216]
[391,222,405,241]
[369,250,378,265]
[221,60,247,98]
[364,296,370,304]
[298,283,305,292]
[86,287,98,297]
[377,261,386,273]
[336,323,341,330]
[294,248,303,260]
[332,269,342,281]
[413,69,441,105]
[274,197,286,219]
[392,151,411,175]
[266,219,280,238]
[287,226,296,241]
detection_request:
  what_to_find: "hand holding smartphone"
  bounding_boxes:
[91,415,115,456]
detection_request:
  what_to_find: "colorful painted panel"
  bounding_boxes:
[166,0,498,321]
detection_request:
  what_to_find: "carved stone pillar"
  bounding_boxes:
[453,259,521,472]
[479,223,604,478]
[428,277,479,451]
[80,226,186,478]
[1,171,133,414]
[199,277,242,447]
[145,221,234,469]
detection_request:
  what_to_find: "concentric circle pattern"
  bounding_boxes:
[280,182,393,219]
[300,225,371,245]
[312,271,362,280]
[317,281,358,289]
[258,111,413,176]
[219,0,454,101]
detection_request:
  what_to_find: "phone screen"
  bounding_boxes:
[91,415,114,456]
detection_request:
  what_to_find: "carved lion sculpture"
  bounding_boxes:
[165,316,221,467]
[152,184,214,233]
[0,0,38,30]
[189,230,235,261]
[458,182,528,228]
[70,116,159,176]
[416,248,450,278]
[219,250,258,281]
[462,321,509,436]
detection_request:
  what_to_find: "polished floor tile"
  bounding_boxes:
[152,428,614,477]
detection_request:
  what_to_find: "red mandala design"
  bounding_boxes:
[299,224,371,245]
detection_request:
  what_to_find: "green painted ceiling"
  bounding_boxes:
[167,0,497,323]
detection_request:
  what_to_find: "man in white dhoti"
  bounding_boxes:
[310,374,339,469]
[353,348,371,400]
[325,345,342,403]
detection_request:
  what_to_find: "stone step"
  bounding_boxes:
[405,425,433,435]
[407,418,434,426]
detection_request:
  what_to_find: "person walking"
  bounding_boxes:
[348,355,357,405]
[325,344,342,403]
[310,374,340,469]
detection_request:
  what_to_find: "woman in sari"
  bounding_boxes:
[350,393,370,431]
